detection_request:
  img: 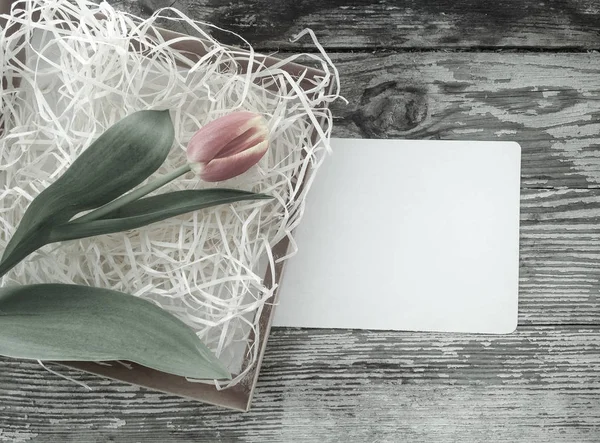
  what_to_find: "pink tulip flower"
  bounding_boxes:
[187,111,269,182]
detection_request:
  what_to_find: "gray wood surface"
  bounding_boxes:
[325,52,600,188]
[2,0,600,442]
[121,0,600,50]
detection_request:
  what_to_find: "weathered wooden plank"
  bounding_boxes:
[321,51,600,188]
[519,188,600,324]
[0,326,598,442]
[119,0,600,50]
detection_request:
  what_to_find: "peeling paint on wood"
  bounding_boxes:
[519,189,600,324]
[320,52,600,188]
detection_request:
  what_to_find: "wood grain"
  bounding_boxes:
[118,0,600,50]
[1,326,598,442]
[519,189,600,325]
[321,51,600,189]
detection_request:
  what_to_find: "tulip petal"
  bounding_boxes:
[187,112,261,163]
[199,140,268,182]
[216,123,268,159]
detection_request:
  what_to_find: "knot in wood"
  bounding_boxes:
[352,81,428,137]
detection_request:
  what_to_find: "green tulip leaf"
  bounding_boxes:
[0,284,230,380]
[0,110,175,277]
[49,189,272,243]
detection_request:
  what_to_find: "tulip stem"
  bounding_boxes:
[73,164,192,223]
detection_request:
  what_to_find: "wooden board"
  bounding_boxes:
[323,52,600,189]
[131,0,600,50]
[520,189,600,325]
[1,326,599,442]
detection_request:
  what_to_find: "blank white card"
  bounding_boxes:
[273,138,521,334]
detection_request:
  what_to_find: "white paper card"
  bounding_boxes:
[274,138,521,334]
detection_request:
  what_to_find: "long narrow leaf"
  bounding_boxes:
[49,189,271,243]
[0,110,174,277]
[0,284,230,380]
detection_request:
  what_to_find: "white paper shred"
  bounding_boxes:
[0,0,339,387]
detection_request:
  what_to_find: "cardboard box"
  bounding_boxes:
[0,0,332,411]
